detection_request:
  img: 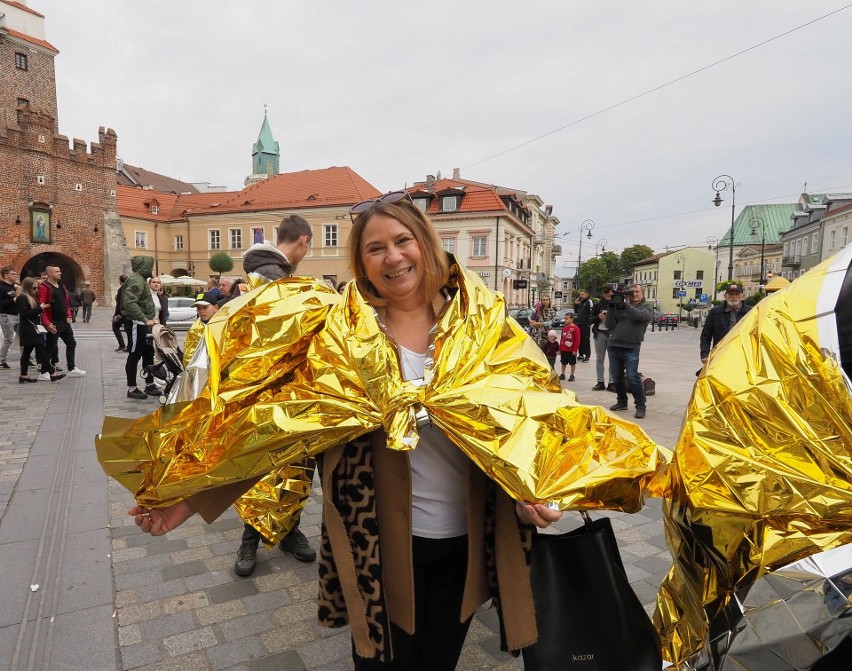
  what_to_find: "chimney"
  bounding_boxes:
[453,167,460,179]
[426,174,435,188]
[545,204,553,215]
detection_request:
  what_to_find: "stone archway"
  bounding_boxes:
[22,252,85,291]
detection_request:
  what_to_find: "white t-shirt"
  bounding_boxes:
[398,345,469,538]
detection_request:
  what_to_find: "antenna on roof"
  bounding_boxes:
[803,180,807,193]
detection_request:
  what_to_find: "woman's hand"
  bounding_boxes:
[129,500,195,536]
[516,501,563,528]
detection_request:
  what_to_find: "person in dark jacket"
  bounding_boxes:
[233,214,316,574]
[699,284,754,363]
[79,282,96,323]
[121,256,157,399]
[15,277,64,382]
[0,266,20,369]
[112,274,128,351]
[67,287,82,322]
[37,265,86,377]
[605,284,653,419]
[573,289,594,362]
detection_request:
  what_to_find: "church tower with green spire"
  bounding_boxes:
[245,107,280,186]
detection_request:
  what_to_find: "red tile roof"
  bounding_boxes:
[118,166,381,220]
[4,27,58,53]
[406,178,514,215]
[3,1,44,18]
[117,163,200,194]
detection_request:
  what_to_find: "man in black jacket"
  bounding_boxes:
[0,267,20,369]
[573,289,594,362]
[700,284,753,364]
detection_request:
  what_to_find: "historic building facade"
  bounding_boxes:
[0,1,124,301]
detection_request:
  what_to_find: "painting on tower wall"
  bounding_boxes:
[31,208,51,244]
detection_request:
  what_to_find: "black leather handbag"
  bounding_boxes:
[523,513,662,671]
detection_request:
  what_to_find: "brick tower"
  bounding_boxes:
[0,1,126,303]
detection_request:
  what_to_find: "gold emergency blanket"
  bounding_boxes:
[654,249,852,668]
[97,265,668,522]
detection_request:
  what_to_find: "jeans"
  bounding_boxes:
[46,321,77,370]
[82,304,93,322]
[112,317,126,348]
[353,535,471,670]
[0,313,19,363]
[608,345,645,408]
[594,330,613,384]
[578,323,591,359]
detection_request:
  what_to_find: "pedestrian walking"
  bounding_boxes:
[112,274,128,351]
[79,281,96,322]
[15,277,64,382]
[0,266,20,369]
[121,256,157,399]
[573,289,594,362]
[559,312,580,381]
[67,287,81,322]
[37,265,86,377]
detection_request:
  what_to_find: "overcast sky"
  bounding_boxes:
[43,1,852,274]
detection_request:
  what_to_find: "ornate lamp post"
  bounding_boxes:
[712,175,738,281]
[575,219,595,286]
[749,216,767,292]
[675,252,686,319]
[594,238,608,256]
[706,235,720,290]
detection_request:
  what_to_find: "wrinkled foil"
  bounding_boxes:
[97,263,668,517]
[655,245,852,668]
[692,544,852,670]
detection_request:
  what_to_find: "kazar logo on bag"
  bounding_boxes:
[572,652,595,662]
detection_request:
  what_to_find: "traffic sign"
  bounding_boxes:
[699,293,708,302]
[554,291,563,298]
[676,290,687,297]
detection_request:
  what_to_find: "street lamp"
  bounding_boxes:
[575,219,595,284]
[749,216,767,292]
[706,235,720,290]
[712,175,738,281]
[675,252,686,320]
[594,238,608,256]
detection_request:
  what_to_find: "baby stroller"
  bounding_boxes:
[145,324,184,404]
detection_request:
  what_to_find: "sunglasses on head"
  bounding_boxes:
[349,190,413,217]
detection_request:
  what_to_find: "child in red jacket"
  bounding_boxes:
[559,312,580,381]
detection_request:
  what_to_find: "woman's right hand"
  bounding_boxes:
[129,500,195,536]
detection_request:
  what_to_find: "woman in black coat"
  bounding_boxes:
[16,277,64,382]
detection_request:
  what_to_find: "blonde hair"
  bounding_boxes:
[17,277,38,309]
[348,199,449,308]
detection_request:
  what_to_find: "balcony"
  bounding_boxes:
[782,254,801,267]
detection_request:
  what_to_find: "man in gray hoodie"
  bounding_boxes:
[233,214,316,574]
[604,283,653,419]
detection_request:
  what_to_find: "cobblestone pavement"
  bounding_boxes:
[0,307,704,670]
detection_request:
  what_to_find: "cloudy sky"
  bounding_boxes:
[43,1,852,274]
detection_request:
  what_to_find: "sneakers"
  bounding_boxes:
[591,382,606,391]
[606,383,617,393]
[634,406,646,419]
[234,539,259,577]
[144,383,161,396]
[279,529,316,563]
[0,362,9,369]
[609,402,628,411]
[66,368,86,377]
[558,373,565,380]
[127,388,147,400]
[568,375,575,382]
[114,346,126,352]
[38,372,51,381]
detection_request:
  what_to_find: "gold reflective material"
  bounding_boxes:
[97,265,668,529]
[654,250,852,668]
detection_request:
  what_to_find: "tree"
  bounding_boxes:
[209,252,233,279]
[618,245,655,278]
[576,251,621,296]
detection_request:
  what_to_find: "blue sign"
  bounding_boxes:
[699,293,708,302]
[676,290,687,297]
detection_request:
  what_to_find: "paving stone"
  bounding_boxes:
[147,538,190,555]
[260,620,315,652]
[161,559,207,581]
[476,607,501,634]
[184,569,234,592]
[136,651,212,671]
[205,637,268,671]
[118,623,142,646]
[293,630,351,667]
[171,546,213,562]
[242,588,291,614]
[118,600,163,626]
[248,650,306,671]
[478,634,514,662]
[162,590,210,614]
[253,570,301,592]
[196,599,249,626]
[120,640,161,669]
[163,627,218,656]
[218,611,278,642]
[271,600,317,626]
[207,578,259,604]
[635,553,674,576]
[116,589,139,608]
[142,610,197,640]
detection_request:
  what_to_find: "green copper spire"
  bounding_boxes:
[252,107,280,177]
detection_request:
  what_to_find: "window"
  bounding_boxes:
[441,238,456,254]
[17,97,29,108]
[696,270,704,280]
[843,226,849,246]
[673,270,682,280]
[783,242,788,256]
[135,231,147,249]
[811,233,819,254]
[413,198,429,212]
[324,224,338,248]
[829,230,836,250]
[472,236,487,257]
[229,228,242,249]
[795,239,801,257]
[209,229,220,250]
[174,235,184,250]
[441,195,459,212]
[15,52,28,70]
[150,205,159,215]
